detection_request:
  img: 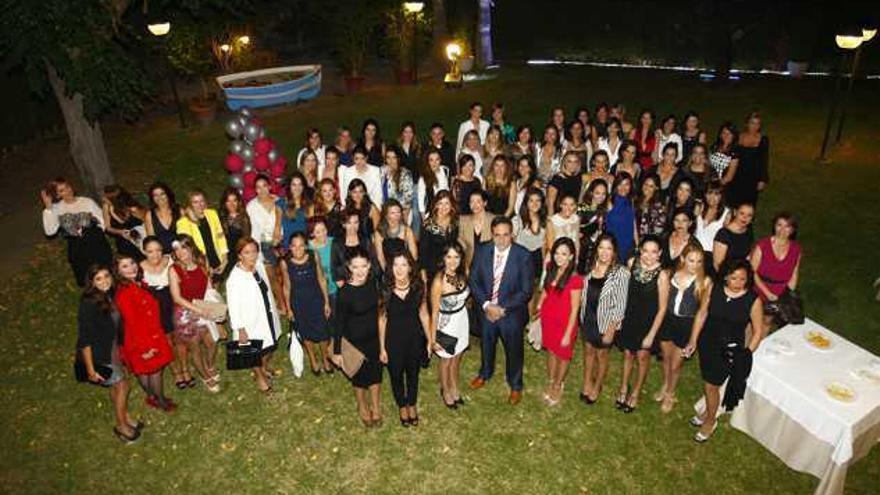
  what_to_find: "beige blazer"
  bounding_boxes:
[458,212,496,269]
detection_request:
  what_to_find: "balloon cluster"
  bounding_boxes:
[223,107,288,202]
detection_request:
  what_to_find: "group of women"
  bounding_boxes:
[50,102,799,443]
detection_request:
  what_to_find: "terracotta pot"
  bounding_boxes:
[395,69,414,85]
[188,96,217,125]
[344,75,366,93]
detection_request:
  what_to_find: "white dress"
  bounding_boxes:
[550,213,579,245]
[435,286,471,358]
[225,262,282,352]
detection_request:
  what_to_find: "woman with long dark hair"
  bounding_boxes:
[662,207,697,269]
[333,247,383,427]
[430,242,471,408]
[630,109,657,173]
[750,212,801,331]
[345,178,381,241]
[382,146,415,224]
[77,264,142,443]
[451,154,483,215]
[712,203,755,273]
[330,208,372,289]
[605,172,637,262]
[102,185,147,262]
[396,121,422,180]
[536,237,583,406]
[115,254,176,411]
[635,174,667,238]
[278,172,312,250]
[512,188,547,279]
[710,122,740,188]
[507,125,536,163]
[373,199,418,273]
[536,124,563,183]
[416,149,450,220]
[680,111,707,164]
[419,190,459,286]
[380,251,432,426]
[218,187,251,264]
[41,177,114,286]
[576,179,609,274]
[358,118,386,166]
[313,177,343,238]
[579,235,629,405]
[281,232,332,375]
[145,181,181,253]
[140,236,182,387]
[616,235,670,413]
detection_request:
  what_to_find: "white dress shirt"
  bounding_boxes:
[485,244,511,308]
[339,163,384,207]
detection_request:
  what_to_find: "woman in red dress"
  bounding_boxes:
[750,212,801,330]
[537,237,583,406]
[630,109,657,173]
[114,254,176,412]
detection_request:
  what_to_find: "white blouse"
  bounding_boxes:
[416,166,450,215]
[42,197,105,236]
[656,132,683,163]
[246,198,277,243]
[142,256,172,288]
[695,207,730,251]
[597,137,622,166]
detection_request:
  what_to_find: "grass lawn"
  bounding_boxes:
[1,65,879,494]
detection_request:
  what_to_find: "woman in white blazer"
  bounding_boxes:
[226,237,283,392]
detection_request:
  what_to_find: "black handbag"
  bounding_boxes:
[226,340,264,370]
[436,331,458,355]
[766,288,804,327]
[73,355,113,385]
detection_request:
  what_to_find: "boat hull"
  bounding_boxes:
[216,65,322,110]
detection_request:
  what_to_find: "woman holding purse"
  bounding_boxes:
[77,264,143,443]
[750,212,801,331]
[226,237,282,393]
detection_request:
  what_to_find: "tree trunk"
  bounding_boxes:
[431,0,449,67]
[46,63,114,200]
[476,0,493,68]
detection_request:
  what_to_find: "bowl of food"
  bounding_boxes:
[804,329,834,351]
[824,381,857,403]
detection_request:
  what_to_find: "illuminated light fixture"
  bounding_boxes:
[863,28,877,42]
[147,22,171,37]
[444,42,463,88]
[220,44,231,52]
[835,27,864,50]
[238,35,250,45]
[403,1,424,13]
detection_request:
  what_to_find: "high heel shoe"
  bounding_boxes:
[623,392,639,413]
[615,391,627,409]
[694,421,718,443]
[113,426,141,444]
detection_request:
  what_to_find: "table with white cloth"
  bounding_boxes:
[728,318,880,495]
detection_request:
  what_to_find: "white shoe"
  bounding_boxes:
[693,422,718,443]
[689,415,704,427]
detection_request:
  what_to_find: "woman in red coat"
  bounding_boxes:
[115,254,176,412]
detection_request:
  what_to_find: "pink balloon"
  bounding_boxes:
[254,154,271,171]
[224,153,244,173]
[243,171,258,188]
[253,137,273,155]
[271,156,287,177]
[270,183,285,196]
[242,188,256,203]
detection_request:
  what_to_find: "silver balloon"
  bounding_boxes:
[242,162,254,174]
[228,173,244,189]
[239,107,253,118]
[267,149,279,162]
[237,115,249,128]
[258,128,267,139]
[229,139,246,156]
[225,118,243,139]
[240,145,255,162]
[274,176,286,185]
[243,122,261,143]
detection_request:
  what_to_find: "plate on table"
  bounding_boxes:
[850,359,880,385]
[824,381,857,404]
[768,338,794,356]
[803,329,834,351]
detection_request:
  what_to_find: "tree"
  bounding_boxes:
[0,0,149,198]
[0,0,250,198]
[431,0,449,66]
[476,0,494,68]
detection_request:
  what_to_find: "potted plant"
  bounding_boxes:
[330,1,382,93]
[167,23,217,124]
[384,5,430,85]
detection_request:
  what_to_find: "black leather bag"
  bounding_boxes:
[226,340,264,370]
[766,288,804,327]
[73,356,113,385]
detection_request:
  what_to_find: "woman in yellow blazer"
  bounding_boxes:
[457,189,495,270]
[176,189,228,277]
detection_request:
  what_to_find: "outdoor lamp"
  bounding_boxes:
[835,34,863,50]
[444,42,463,89]
[147,22,171,37]
[220,44,231,52]
[238,35,251,45]
[863,28,877,42]
[403,2,425,14]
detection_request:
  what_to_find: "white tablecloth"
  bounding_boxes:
[729,318,880,494]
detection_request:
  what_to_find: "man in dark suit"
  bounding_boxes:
[469,216,535,404]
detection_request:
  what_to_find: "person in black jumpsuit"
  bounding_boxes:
[379,251,432,426]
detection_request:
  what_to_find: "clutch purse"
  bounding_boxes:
[73,355,114,385]
[226,340,264,370]
[527,318,542,351]
[435,331,459,355]
[194,298,228,322]
[339,337,366,378]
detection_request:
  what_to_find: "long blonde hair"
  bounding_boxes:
[485,155,512,196]
[676,242,710,301]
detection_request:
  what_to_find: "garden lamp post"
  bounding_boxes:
[403,2,424,85]
[818,29,863,163]
[444,41,463,89]
[148,22,187,129]
[834,26,876,144]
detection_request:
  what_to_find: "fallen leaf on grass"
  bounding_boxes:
[221,442,236,452]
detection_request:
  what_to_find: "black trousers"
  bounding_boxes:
[387,353,421,407]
